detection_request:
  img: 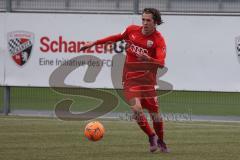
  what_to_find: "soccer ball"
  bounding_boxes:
[84,121,105,141]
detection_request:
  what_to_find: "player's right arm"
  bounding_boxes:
[80,33,126,51]
[79,25,135,51]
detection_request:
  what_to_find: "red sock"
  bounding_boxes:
[151,113,164,141]
[134,112,154,137]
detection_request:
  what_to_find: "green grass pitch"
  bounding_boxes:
[0,116,240,160]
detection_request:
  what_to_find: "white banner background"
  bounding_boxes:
[156,16,240,92]
[1,13,240,91]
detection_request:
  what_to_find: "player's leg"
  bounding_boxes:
[123,86,157,152]
[130,97,155,138]
[123,85,155,137]
[131,98,158,152]
[141,97,170,153]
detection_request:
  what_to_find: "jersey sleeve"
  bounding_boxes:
[95,34,124,45]
[155,37,166,67]
[95,26,130,45]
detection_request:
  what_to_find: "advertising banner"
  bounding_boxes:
[3,13,132,88]
[1,13,240,91]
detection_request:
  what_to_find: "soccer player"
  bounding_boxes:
[80,8,169,153]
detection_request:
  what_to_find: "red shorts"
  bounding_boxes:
[123,85,159,113]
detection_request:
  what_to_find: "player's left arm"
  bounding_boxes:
[151,45,166,68]
[140,42,166,68]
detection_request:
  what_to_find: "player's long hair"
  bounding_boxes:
[143,8,163,25]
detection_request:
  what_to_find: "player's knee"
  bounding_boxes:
[129,98,142,112]
[131,104,144,120]
[131,104,142,113]
[150,111,162,122]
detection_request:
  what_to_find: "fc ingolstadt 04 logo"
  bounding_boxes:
[236,36,240,56]
[7,31,34,66]
[235,35,240,64]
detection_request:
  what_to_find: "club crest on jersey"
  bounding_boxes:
[236,36,240,57]
[7,31,34,66]
[147,40,153,48]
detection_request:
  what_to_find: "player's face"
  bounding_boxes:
[142,13,156,35]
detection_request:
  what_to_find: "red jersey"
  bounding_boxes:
[95,25,166,86]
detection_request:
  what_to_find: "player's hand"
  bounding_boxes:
[79,42,95,51]
[137,53,151,61]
